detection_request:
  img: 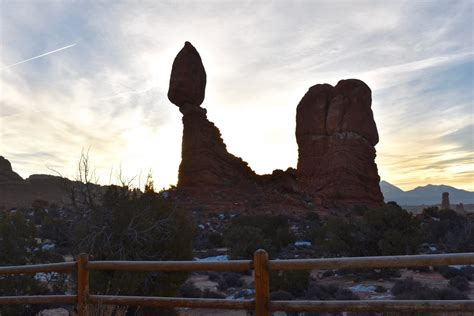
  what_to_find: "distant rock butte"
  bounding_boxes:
[168,42,383,213]
[0,156,23,183]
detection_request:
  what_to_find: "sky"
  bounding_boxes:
[0,0,473,191]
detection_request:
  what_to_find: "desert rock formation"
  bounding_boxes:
[168,42,383,212]
[295,80,383,209]
[441,192,450,210]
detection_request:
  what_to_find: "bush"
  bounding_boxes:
[208,232,224,248]
[375,285,387,293]
[435,266,472,280]
[72,185,195,298]
[270,290,294,300]
[270,270,310,297]
[225,215,295,258]
[179,281,202,298]
[449,276,470,292]
[305,283,359,301]
[222,272,243,288]
[314,203,421,257]
[224,226,272,259]
[422,208,474,252]
[391,278,468,300]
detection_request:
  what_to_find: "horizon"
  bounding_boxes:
[1,1,473,191]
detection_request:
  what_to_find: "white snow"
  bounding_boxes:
[194,255,229,262]
[294,241,312,247]
[350,284,376,293]
[34,272,58,282]
[41,243,56,251]
[449,264,474,270]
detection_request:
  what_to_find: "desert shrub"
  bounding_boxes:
[208,232,224,248]
[422,208,474,252]
[270,270,310,297]
[207,271,220,282]
[305,283,359,301]
[391,278,468,300]
[449,276,470,292]
[225,215,295,258]
[179,281,202,298]
[224,226,272,259]
[72,184,195,307]
[207,272,244,291]
[435,266,473,280]
[314,203,421,257]
[375,285,387,293]
[270,290,295,300]
[322,270,335,278]
[222,272,243,288]
[0,211,61,315]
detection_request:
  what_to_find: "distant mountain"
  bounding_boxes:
[380,180,474,205]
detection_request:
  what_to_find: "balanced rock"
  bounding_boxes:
[168,41,207,108]
[169,42,257,188]
[296,79,383,209]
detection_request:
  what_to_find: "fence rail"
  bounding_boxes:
[1,251,473,315]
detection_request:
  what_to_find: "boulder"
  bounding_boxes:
[168,41,207,108]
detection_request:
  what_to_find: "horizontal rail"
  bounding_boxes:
[269,253,474,270]
[270,300,474,312]
[0,295,76,305]
[0,262,76,275]
[89,295,254,310]
[87,260,253,272]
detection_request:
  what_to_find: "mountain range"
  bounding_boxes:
[380,180,474,205]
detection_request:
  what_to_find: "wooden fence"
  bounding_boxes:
[1,250,474,315]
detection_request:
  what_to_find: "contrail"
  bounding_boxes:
[6,43,76,68]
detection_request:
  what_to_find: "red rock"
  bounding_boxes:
[296,79,383,209]
[441,192,450,210]
[168,43,257,189]
[168,43,383,214]
[0,156,23,183]
[168,42,207,108]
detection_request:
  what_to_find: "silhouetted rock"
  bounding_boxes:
[169,43,256,188]
[0,156,23,183]
[168,41,207,108]
[295,79,383,209]
[167,44,384,213]
[167,42,309,215]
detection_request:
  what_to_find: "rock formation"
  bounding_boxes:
[441,192,450,210]
[0,156,23,183]
[168,42,258,188]
[295,80,383,209]
[0,156,73,209]
[167,42,383,213]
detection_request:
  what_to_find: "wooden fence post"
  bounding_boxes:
[77,253,89,316]
[254,249,270,316]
